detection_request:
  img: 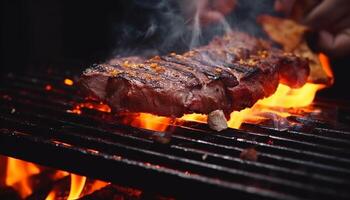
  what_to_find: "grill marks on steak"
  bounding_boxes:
[79,31,310,117]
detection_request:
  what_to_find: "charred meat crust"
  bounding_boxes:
[79,31,310,117]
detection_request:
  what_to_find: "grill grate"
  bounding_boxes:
[1,70,350,200]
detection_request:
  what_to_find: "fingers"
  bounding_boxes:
[304,0,350,30]
[331,14,350,33]
[200,0,236,25]
[317,29,350,57]
[274,0,296,15]
[212,0,236,15]
[200,11,225,26]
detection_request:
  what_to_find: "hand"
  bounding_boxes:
[180,0,236,26]
[275,0,350,57]
[199,0,236,25]
[303,0,350,57]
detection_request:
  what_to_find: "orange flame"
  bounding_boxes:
[67,174,87,200]
[226,83,322,128]
[2,156,108,200]
[176,82,324,129]
[45,190,57,200]
[84,180,109,196]
[129,113,173,132]
[44,173,107,200]
[181,113,208,123]
[318,53,333,78]
[226,53,333,128]
[5,157,40,198]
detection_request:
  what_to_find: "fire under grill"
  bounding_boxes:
[1,69,350,200]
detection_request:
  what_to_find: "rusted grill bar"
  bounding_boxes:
[1,71,350,200]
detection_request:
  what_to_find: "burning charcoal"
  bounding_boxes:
[207,110,228,131]
[26,175,70,200]
[79,184,175,200]
[0,186,21,200]
[240,148,258,161]
[78,184,142,200]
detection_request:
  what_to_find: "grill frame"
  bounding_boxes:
[1,70,350,200]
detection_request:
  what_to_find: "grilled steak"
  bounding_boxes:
[79,31,309,118]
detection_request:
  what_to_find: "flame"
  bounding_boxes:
[45,190,56,200]
[45,171,70,200]
[64,78,74,86]
[226,53,332,128]
[226,83,321,128]
[67,174,87,200]
[258,83,324,108]
[5,157,40,198]
[44,173,107,200]
[84,180,109,196]
[165,82,323,129]
[181,113,207,123]
[2,156,108,200]
[129,113,173,131]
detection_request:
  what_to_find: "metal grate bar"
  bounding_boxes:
[1,71,350,199]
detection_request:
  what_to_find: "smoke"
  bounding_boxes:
[189,3,202,49]
[186,0,234,48]
[109,0,276,59]
[108,0,289,130]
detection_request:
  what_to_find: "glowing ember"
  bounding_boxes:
[45,84,52,91]
[64,78,74,86]
[67,102,112,115]
[67,174,87,200]
[5,157,40,198]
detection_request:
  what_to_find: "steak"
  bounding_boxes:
[79,31,309,118]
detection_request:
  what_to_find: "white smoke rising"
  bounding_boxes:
[110,0,276,59]
[183,0,233,48]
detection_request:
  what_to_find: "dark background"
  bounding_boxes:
[1,0,349,100]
